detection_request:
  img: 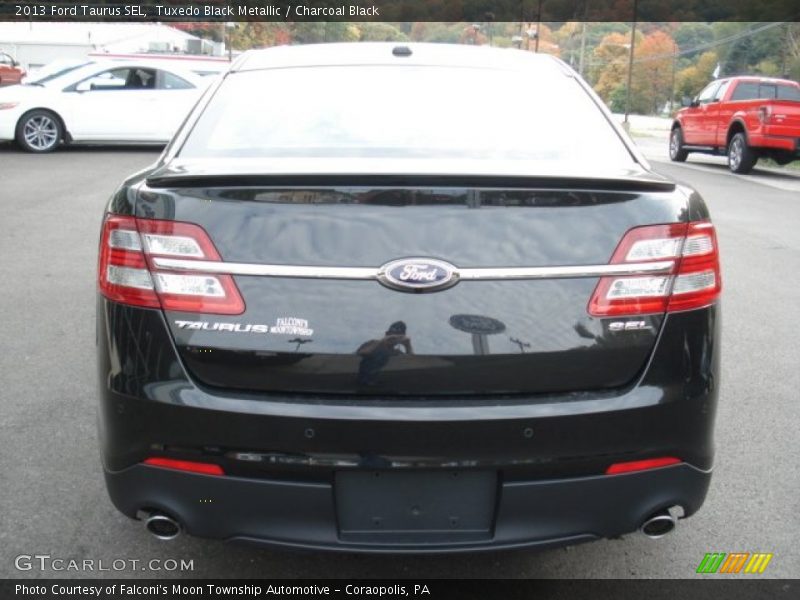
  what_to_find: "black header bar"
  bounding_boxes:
[3,1,800,23]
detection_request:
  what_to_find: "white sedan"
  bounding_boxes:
[0,61,209,152]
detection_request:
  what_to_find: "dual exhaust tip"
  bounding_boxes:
[137,510,182,541]
[640,508,677,539]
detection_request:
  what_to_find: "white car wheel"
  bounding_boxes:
[16,110,62,153]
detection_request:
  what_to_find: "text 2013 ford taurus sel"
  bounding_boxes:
[97,43,721,552]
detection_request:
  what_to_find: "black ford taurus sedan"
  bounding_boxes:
[97,43,721,552]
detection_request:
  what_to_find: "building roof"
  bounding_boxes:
[0,22,198,51]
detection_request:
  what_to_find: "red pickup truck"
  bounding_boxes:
[670,76,800,173]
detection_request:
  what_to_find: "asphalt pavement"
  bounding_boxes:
[0,140,797,579]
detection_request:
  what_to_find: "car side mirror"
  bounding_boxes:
[690,97,700,108]
[75,81,92,93]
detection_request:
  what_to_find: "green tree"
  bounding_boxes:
[674,51,719,100]
[411,22,464,43]
[605,84,626,113]
[673,23,714,58]
[291,23,359,44]
[356,23,408,42]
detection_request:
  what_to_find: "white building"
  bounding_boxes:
[0,22,221,72]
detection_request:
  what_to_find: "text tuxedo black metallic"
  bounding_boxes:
[97,43,720,551]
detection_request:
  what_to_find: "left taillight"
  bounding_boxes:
[588,221,721,317]
[98,214,245,315]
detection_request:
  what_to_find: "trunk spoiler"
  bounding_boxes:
[147,172,676,192]
[145,161,676,192]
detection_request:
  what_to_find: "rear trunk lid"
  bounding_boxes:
[139,172,683,397]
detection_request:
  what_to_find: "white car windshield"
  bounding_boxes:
[25,61,94,86]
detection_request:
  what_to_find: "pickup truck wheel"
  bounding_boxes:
[669,128,688,162]
[727,132,757,174]
[15,110,62,153]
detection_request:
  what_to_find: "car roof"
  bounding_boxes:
[232,42,571,76]
[88,59,202,78]
[724,75,799,86]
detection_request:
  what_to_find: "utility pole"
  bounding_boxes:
[577,1,589,76]
[780,22,790,76]
[624,0,638,127]
[225,22,236,61]
[670,41,677,113]
[534,0,542,53]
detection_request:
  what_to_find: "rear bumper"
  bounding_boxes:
[105,462,711,553]
[97,299,720,552]
[748,132,800,153]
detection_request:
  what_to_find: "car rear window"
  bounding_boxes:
[730,82,759,101]
[179,65,634,166]
[777,84,800,101]
[759,84,777,99]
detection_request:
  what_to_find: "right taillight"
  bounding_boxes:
[588,221,721,317]
[98,214,245,315]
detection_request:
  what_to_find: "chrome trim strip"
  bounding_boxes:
[460,261,674,280]
[152,258,376,279]
[151,257,675,280]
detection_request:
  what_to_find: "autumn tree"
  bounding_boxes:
[552,22,582,65]
[592,32,634,105]
[229,23,291,50]
[591,29,677,115]
[630,30,677,114]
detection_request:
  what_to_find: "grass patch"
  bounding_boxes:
[758,158,800,173]
[760,158,800,172]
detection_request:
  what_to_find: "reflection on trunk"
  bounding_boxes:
[356,321,413,387]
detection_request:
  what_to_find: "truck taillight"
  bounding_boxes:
[98,215,245,315]
[588,221,721,317]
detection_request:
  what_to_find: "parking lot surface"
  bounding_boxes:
[0,142,797,578]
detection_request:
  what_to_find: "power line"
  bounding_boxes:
[585,21,787,68]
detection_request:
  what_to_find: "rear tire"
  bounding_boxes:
[15,109,62,153]
[669,128,688,162]
[727,132,757,174]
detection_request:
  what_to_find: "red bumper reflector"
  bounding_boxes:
[605,457,681,475]
[143,457,225,476]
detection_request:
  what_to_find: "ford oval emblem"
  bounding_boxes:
[378,258,459,293]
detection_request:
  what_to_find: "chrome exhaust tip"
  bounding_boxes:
[640,509,676,539]
[138,510,182,540]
